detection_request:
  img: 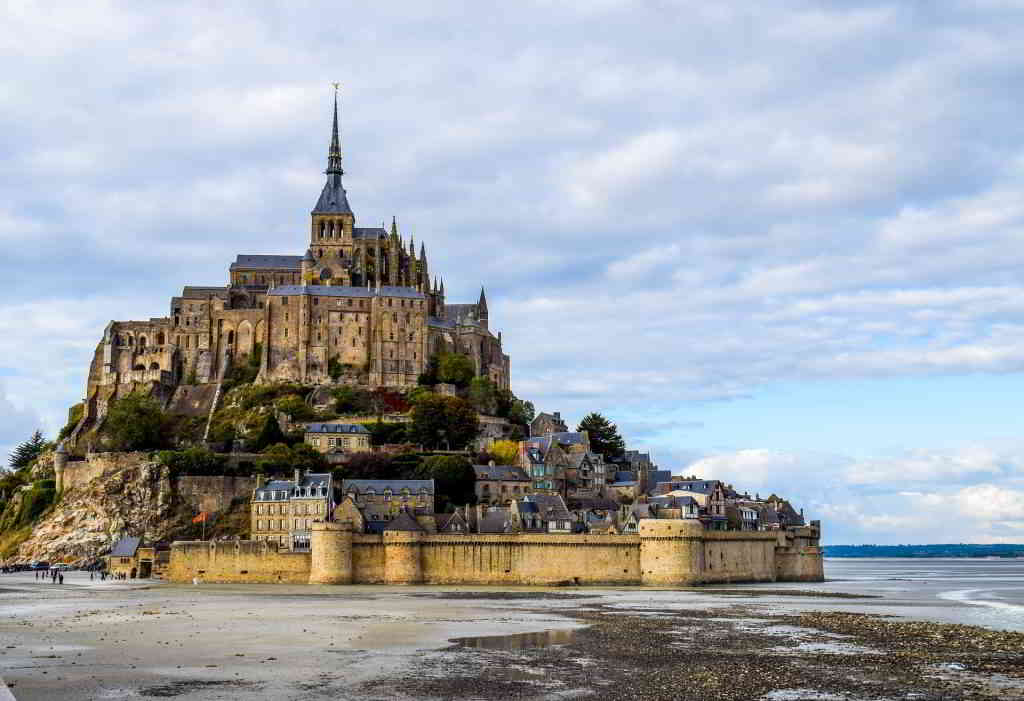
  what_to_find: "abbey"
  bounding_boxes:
[78,96,509,431]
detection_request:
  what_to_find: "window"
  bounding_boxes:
[282,297,289,305]
[313,297,319,306]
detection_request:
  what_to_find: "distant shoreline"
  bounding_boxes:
[825,544,1024,559]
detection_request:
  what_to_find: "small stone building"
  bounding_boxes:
[304,422,371,454]
[107,536,156,578]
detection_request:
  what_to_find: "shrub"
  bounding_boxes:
[409,395,479,450]
[104,395,170,451]
[57,404,84,442]
[156,447,227,476]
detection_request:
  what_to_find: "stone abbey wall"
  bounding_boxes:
[169,520,823,586]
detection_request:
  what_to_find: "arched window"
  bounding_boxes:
[227,330,234,345]
[149,362,160,370]
[138,336,146,348]
[320,268,333,282]
[156,332,165,345]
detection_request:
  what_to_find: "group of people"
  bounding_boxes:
[35,568,63,584]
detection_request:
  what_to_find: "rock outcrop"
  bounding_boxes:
[14,458,187,565]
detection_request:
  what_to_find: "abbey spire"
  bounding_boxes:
[312,87,352,215]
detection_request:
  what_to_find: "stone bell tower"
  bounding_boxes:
[309,88,355,285]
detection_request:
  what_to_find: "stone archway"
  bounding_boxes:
[237,320,254,357]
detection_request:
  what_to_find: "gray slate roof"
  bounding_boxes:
[110,536,141,557]
[474,465,530,481]
[306,422,371,434]
[352,227,387,240]
[268,285,426,300]
[342,479,434,495]
[313,174,353,214]
[478,508,511,533]
[660,480,720,495]
[445,303,481,326]
[180,286,228,298]
[254,473,332,499]
[384,510,424,533]
[519,494,571,521]
[230,255,303,271]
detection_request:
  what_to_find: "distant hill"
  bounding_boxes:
[824,544,1024,558]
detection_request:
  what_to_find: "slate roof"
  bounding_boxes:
[437,512,468,531]
[313,174,353,214]
[180,286,228,299]
[342,479,434,495]
[526,432,589,453]
[268,285,426,300]
[384,510,424,533]
[614,471,637,483]
[659,480,719,495]
[568,497,620,511]
[652,495,699,508]
[110,536,141,557]
[445,303,481,326]
[474,465,530,481]
[427,317,456,329]
[478,508,511,533]
[230,255,303,271]
[352,227,387,240]
[253,473,331,499]
[306,422,371,435]
[519,494,572,521]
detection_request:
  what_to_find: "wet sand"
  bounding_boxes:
[0,570,1022,699]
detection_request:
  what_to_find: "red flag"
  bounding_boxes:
[192,512,208,524]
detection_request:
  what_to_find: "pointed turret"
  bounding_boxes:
[391,215,398,239]
[478,287,488,318]
[312,89,352,215]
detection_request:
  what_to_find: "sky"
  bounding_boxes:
[2,0,1024,544]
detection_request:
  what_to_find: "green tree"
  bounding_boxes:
[8,430,46,470]
[253,414,286,452]
[468,377,498,415]
[417,455,476,511]
[328,355,344,381]
[104,395,169,451]
[409,395,480,450]
[507,398,535,427]
[576,412,626,461]
[437,352,475,388]
[333,386,373,415]
[156,447,227,477]
[290,442,328,472]
[275,395,315,420]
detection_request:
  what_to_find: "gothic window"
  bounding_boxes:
[138,336,147,348]
[227,330,234,345]
[320,269,332,282]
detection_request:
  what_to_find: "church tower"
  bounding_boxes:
[310,89,355,285]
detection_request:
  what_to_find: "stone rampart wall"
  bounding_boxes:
[169,522,824,586]
[168,540,310,583]
[63,452,152,491]
[417,534,640,585]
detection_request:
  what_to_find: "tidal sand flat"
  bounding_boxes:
[1,559,1023,700]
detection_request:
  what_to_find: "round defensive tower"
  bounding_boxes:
[638,519,705,586]
[383,530,424,584]
[309,521,353,584]
[53,441,68,494]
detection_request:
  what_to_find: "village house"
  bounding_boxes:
[251,470,334,550]
[340,479,435,524]
[304,422,371,454]
[509,494,575,534]
[658,478,728,530]
[530,411,567,436]
[473,462,531,505]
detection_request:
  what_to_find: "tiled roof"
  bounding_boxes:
[474,465,530,481]
[352,227,386,240]
[230,255,303,271]
[305,422,370,434]
[268,285,426,299]
[342,479,434,494]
